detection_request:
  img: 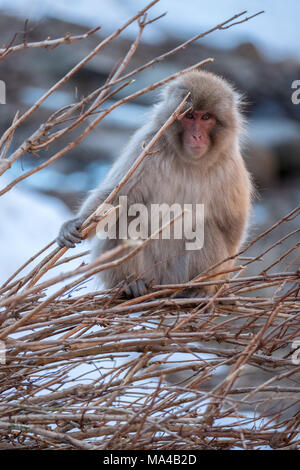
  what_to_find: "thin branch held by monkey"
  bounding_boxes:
[57,70,253,298]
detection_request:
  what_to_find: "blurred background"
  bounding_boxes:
[0,0,299,285]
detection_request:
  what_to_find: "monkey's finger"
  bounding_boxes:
[65,232,82,244]
[136,279,148,297]
[69,233,82,242]
[130,282,140,298]
[58,228,80,246]
[128,280,148,298]
[124,283,133,298]
[74,217,84,228]
[69,227,82,237]
[122,279,148,298]
[60,224,82,244]
[68,222,83,239]
[56,236,75,248]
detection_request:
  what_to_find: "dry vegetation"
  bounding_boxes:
[0,1,299,450]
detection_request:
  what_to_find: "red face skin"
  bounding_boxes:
[181,110,216,158]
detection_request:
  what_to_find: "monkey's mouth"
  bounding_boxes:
[186,142,207,157]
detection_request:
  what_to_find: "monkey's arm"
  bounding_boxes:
[56,158,141,248]
[57,123,154,248]
[56,156,141,248]
[56,187,111,248]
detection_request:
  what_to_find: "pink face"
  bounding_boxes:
[181,110,216,158]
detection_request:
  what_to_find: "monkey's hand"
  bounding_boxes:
[123,279,148,298]
[56,216,85,248]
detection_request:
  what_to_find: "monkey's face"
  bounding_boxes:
[181,109,216,158]
[160,71,243,164]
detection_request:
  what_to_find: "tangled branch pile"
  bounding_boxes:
[0,1,299,450]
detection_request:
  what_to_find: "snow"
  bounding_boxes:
[0,176,90,289]
[248,117,300,146]
[21,86,73,111]
[27,168,91,192]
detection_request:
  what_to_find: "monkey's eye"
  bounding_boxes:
[202,113,212,121]
[185,111,194,119]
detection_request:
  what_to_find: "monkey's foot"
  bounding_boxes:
[176,287,207,299]
[123,279,148,298]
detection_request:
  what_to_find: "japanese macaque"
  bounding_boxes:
[57,70,252,297]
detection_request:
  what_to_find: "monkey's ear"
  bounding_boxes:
[234,90,248,114]
[176,86,189,94]
[170,86,192,108]
[164,82,189,98]
[232,89,243,106]
[173,85,190,98]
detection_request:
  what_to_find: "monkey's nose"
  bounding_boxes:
[192,134,202,141]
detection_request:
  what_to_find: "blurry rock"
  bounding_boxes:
[245,144,279,187]
[234,41,263,62]
[275,139,300,178]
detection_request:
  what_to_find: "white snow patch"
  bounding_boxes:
[0,176,91,293]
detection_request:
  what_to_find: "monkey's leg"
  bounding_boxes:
[201,262,234,296]
[123,279,148,298]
